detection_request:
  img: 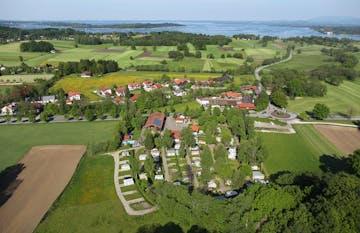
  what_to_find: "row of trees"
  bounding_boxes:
[57,59,119,76]
[74,35,102,45]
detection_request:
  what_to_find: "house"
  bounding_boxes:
[172,130,181,144]
[221,91,242,99]
[173,89,187,97]
[68,91,81,101]
[151,148,160,162]
[196,97,209,106]
[120,163,131,171]
[151,84,163,91]
[1,103,16,115]
[209,98,237,107]
[167,149,176,157]
[190,125,200,135]
[130,93,141,102]
[100,86,112,96]
[236,103,255,110]
[143,80,153,91]
[144,112,166,131]
[41,95,56,104]
[139,173,148,180]
[115,87,126,97]
[113,97,124,104]
[128,82,142,91]
[228,147,237,160]
[139,154,148,161]
[207,180,217,189]
[241,85,259,94]
[81,71,92,78]
[123,176,135,186]
[174,78,188,86]
[122,134,135,146]
[252,171,265,182]
[121,151,130,157]
[155,174,164,180]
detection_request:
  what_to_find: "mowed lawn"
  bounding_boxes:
[287,80,360,115]
[262,125,342,174]
[51,71,221,100]
[34,155,176,233]
[0,121,118,172]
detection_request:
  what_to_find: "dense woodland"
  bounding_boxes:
[57,59,119,76]
[20,40,54,52]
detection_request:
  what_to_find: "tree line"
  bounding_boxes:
[57,59,119,76]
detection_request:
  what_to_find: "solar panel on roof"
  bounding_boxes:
[153,118,162,127]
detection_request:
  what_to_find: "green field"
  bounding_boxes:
[287,80,360,115]
[0,121,118,172]
[262,125,342,174]
[34,155,178,233]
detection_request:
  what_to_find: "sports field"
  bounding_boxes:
[287,80,360,115]
[262,125,342,174]
[0,121,118,172]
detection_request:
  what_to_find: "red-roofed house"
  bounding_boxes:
[241,85,259,94]
[68,91,81,101]
[128,82,142,91]
[130,93,141,102]
[144,112,166,131]
[190,125,200,133]
[100,86,112,96]
[143,80,153,91]
[236,103,255,110]
[151,84,163,90]
[113,97,123,104]
[115,87,126,97]
[81,71,92,78]
[171,130,181,143]
[174,78,188,86]
[222,91,243,99]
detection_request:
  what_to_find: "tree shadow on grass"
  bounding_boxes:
[319,154,353,174]
[353,120,360,129]
[136,222,212,233]
[0,163,25,207]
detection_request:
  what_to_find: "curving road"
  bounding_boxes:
[254,50,293,90]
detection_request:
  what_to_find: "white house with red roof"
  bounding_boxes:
[1,103,16,115]
[68,91,81,101]
[151,83,163,91]
[80,71,92,78]
[128,82,142,91]
[143,80,154,91]
[174,78,188,87]
[99,86,112,97]
[115,87,126,97]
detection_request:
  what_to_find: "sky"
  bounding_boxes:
[1,0,360,21]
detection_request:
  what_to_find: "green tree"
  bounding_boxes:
[180,127,196,147]
[84,109,95,121]
[271,89,288,108]
[312,103,330,120]
[144,130,155,150]
[40,111,48,122]
[255,90,269,111]
[350,150,360,177]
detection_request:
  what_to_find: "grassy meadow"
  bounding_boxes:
[287,80,360,115]
[0,121,118,172]
[0,74,53,83]
[262,125,343,174]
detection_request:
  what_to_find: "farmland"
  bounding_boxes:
[51,71,222,100]
[0,39,287,71]
[0,121,118,172]
[262,125,342,174]
[34,155,174,233]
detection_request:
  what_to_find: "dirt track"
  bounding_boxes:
[315,125,360,155]
[0,145,86,233]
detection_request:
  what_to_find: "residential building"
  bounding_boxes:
[68,91,81,101]
[81,71,92,78]
[100,86,112,96]
[115,87,126,97]
[144,112,166,131]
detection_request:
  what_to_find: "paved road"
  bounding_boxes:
[327,116,360,121]
[290,120,359,128]
[110,149,157,216]
[254,50,293,90]
[0,115,121,125]
[185,152,199,189]
[161,147,171,182]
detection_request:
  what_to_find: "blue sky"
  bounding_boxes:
[2,0,360,21]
